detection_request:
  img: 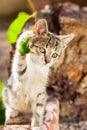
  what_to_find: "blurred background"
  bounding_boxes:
[0,0,87,126]
[0,0,87,17]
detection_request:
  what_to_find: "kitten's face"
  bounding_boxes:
[29,35,61,65]
[28,19,74,66]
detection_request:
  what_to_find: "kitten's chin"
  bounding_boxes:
[39,61,47,66]
[37,61,50,66]
[42,62,52,67]
[39,58,53,66]
[28,54,52,66]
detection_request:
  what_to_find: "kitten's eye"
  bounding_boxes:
[39,47,46,53]
[52,53,58,58]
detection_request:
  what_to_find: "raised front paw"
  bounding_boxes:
[17,31,33,51]
[5,107,19,124]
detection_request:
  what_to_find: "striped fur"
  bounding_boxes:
[2,19,74,129]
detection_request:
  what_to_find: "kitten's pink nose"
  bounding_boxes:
[45,56,51,64]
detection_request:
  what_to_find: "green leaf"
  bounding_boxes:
[8,12,32,44]
[0,82,5,125]
[0,82,4,100]
[19,38,31,54]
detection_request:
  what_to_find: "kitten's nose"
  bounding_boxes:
[45,55,51,64]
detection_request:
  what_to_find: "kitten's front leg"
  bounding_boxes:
[12,47,27,79]
[32,93,46,129]
[13,31,33,78]
[5,107,19,124]
[15,52,27,74]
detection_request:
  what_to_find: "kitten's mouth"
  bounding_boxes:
[44,59,50,64]
[43,60,50,66]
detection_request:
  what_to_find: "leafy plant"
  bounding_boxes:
[7,12,33,44]
[0,82,5,125]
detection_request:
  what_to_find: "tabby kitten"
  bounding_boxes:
[2,19,74,130]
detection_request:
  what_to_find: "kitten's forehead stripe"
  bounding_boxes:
[32,36,50,43]
[32,33,60,49]
[47,35,60,48]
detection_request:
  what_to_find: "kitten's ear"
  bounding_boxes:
[56,33,75,55]
[34,19,48,36]
[57,33,75,46]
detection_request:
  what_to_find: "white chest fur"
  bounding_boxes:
[26,54,49,91]
[12,54,50,112]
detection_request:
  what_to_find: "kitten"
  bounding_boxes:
[2,19,74,129]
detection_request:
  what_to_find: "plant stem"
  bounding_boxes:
[27,0,37,22]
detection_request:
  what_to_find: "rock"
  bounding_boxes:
[39,2,87,123]
[0,121,87,130]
